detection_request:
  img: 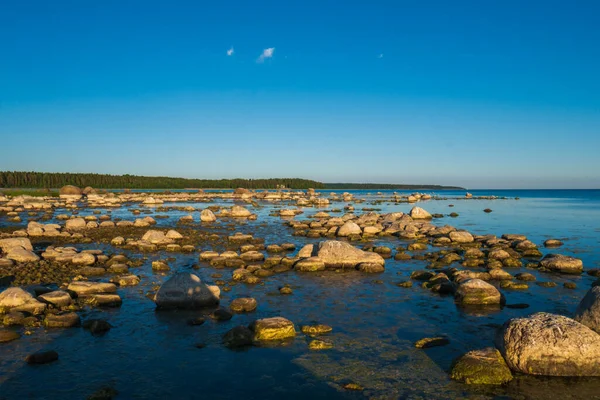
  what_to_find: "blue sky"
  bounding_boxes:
[1,0,599,188]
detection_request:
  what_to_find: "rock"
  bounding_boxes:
[87,386,118,400]
[250,317,295,341]
[0,329,20,343]
[111,237,125,246]
[301,324,332,336]
[210,308,233,321]
[152,261,171,272]
[308,339,333,350]
[544,239,564,248]
[187,317,205,326]
[72,252,96,266]
[59,185,82,196]
[26,350,59,364]
[223,326,253,348]
[83,319,112,335]
[230,297,257,313]
[0,287,35,309]
[165,230,183,239]
[279,286,293,295]
[316,240,385,269]
[539,254,583,274]
[65,217,87,231]
[449,231,474,243]
[200,209,217,222]
[0,237,33,252]
[88,294,122,307]
[141,230,173,245]
[6,247,39,263]
[450,348,513,384]
[574,286,600,334]
[455,279,504,305]
[409,206,432,219]
[110,275,140,287]
[294,257,326,272]
[44,312,81,328]
[337,221,362,237]
[515,272,536,281]
[38,291,72,307]
[154,272,219,309]
[414,337,450,349]
[230,206,251,218]
[495,312,600,376]
[67,281,117,296]
[297,244,314,258]
[357,263,385,273]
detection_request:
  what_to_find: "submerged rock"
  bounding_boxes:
[154,272,219,309]
[495,312,600,376]
[26,350,59,364]
[450,348,513,385]
[223,326,253,349]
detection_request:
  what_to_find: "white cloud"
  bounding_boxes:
[378,53,384,58]
[227,47,234,56]
[257,47,275,63]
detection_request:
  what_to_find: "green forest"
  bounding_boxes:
[0,171,463,191]
[0,171,324,190]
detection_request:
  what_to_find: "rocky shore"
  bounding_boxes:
[0,186,597,398]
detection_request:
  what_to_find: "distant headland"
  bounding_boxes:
[0,171,465,191]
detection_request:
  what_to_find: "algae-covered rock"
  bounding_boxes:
[250,317,295,341]
[450,348,513,384]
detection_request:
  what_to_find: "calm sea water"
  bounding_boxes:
[1,189,599,399]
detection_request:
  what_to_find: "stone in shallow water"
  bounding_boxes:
[223,326,253,349]
[230,297,257,313]
[0,329,20,343]
[455,279,504,305]
[414,337,450,349]
[574,286,600,334]
[26,350,59,364]
[43,312,81,328]
[301,324,333,336]
[495,312,600,376]
[450,348,513,384]
[250,317,295,341]
[309,339,333,350]
[154,272,219,309]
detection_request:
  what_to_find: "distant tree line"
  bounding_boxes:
[323,183,465,190]
[0,171,325,190]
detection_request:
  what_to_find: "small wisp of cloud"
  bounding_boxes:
[378,53,384,58]
[257,47,275,63]
[227,47,234,56]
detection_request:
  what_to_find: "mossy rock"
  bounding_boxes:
[450,348,513,385]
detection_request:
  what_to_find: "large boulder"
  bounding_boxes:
[539,254,583,274]
[409,206,432,219]
[495,312,600,376]
[316,240,384,269]
[574,287,600,334]
[155,272,220,309]
[336,221,362,237]
[455,279,504,305]
[59,185,82,196]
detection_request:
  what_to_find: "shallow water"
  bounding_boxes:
[1,189,600,399]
